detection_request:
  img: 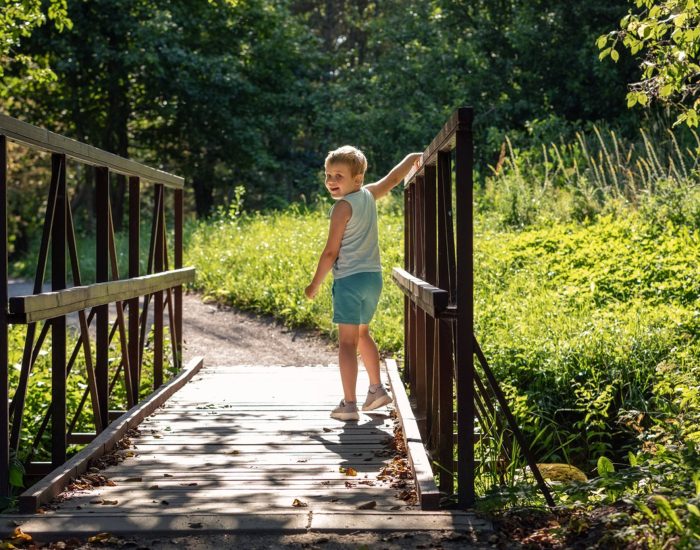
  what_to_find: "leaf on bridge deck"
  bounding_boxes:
[5,527,33,545]
[292,498,308,508]
[357,500,377,510]
[87,533,111,543]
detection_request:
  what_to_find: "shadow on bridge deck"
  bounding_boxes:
[4,363,488,539]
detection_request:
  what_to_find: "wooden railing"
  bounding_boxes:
[394,108,553,507]
[0,114,194,496]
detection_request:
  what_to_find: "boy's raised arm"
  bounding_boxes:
[365,152,422,200]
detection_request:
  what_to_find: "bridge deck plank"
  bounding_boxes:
[45,364,417,516]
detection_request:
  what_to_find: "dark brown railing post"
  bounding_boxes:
[95,167,110,431]
[174,189,183,371]
[454,109,475,506]
[436,150,454,495]
[128,176,140,403]
[407,184,416,392]
[403,186,410,384]
[414,175,427,433]
[153,184,164,389]
[51,154,67,466]
[423,165,437,440]
[0,135,8,496]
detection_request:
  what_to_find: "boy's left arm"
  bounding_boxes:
[365,152,422,200]
[304,201,351,299]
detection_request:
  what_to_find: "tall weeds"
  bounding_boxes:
[481,125,700,229]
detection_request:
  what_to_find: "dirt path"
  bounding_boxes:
[181,292,338,367]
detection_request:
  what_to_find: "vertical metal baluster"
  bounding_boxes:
[153,184,164,389]
[415,175,427,435]
[0,136,8,495]
[128,176,140,403]
[403,184,410,382]
[437,150,454,495]
[407,184,417,396]
[95,167,109,431]
[424,165,437,442]
[174,189,183,371]
[51,154,67,466]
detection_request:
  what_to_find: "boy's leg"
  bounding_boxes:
[338,323,360,402]
[358,324,381,386]
[359,323,392,411]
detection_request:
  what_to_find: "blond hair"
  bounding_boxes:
[325,145,367,177]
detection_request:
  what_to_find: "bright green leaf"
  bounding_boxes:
[597,456,615,477]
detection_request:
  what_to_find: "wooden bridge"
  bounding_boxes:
[0,110,551,541]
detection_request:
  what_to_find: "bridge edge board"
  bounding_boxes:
[384,358,440,511]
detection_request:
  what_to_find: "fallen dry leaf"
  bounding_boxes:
[357,500,377,510]
[87,532,111,543]
[292,498,308,508]
[7,527,32,544]
[101,500,118,505]
[345,467,358,476]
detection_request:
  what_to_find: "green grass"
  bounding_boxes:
[185,199,405,351]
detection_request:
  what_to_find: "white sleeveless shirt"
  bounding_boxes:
[331,187,382,279]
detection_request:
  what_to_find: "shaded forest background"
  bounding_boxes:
[2,0,642,230]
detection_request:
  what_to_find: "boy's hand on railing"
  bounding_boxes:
[304,283,319,300]
[410,152,423,170]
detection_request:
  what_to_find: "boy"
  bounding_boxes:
[305,146,422,420]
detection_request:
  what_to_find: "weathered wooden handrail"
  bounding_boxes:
[9,267,195,323]
[391,267,448,318]
[0,114,183,188]
[0,115,191,498]
[395,108,553,508]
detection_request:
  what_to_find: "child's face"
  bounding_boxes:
[324,162,362,200]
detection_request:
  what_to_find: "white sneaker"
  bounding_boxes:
[330,399,359,421]
[362,385,392,411]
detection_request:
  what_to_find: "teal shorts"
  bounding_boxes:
[332,272,383,325]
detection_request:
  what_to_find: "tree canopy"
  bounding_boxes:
[2,0,645,217]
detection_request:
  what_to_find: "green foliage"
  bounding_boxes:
[0,0,71,92]
[599,0,700,127]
